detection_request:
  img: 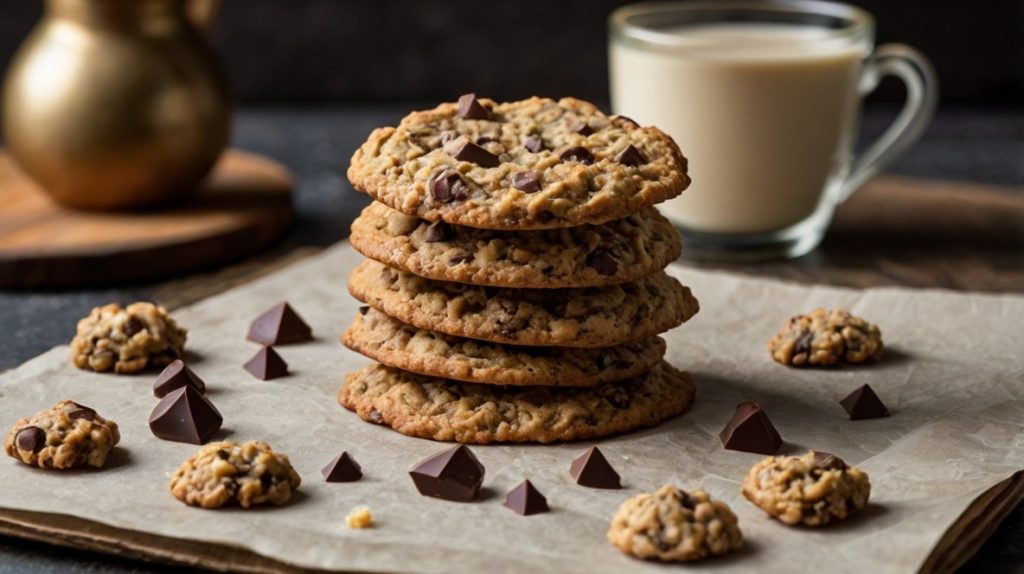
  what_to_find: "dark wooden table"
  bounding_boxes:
[1,104,1022,573]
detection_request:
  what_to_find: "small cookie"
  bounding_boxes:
[338,361,696,444]
[70,302,187,374]
[741,451,870,526]
[768,308,882,367]
[350,202,683,288]
[347,95,689,230]
[608,484,743,562]
[348,260,699,348]
[169,441,301,509]
[3,401,120,469]
[342,307,666,387]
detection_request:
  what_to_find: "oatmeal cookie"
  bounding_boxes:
[3,400,120,469]
[348,260,699,348]
[347,95,689,230]
[342,307,666,387]
[741,451,870,526]
[768,308,882,367]
[337,361,696,444]
[608,484,743,561]
[350,202,682,288]
[169,441,301,509]
[70,302,187,374]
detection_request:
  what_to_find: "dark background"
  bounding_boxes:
[1,0,1023,104]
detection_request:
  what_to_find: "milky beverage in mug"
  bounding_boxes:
[611,23,869,235]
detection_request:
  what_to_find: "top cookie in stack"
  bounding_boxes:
[339,94,700,444]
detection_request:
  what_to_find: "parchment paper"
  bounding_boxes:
[1,243,1022,573]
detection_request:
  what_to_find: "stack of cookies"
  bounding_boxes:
[339,94,699,444]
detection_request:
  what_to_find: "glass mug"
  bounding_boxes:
[609,0,937,260]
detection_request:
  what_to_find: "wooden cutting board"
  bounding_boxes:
[0,149,294,288]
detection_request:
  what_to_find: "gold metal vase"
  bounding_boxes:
[2,0,230,210]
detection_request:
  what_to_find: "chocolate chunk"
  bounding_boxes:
[569,446,621,489]
[504,479,549,516]
[476,136,499,145]
[615,144,647,166]
[511,172,541,194]
[587,249,619,276]
[452,141,500,167]
[719,401,783,455]
[123,317,145,337]
[68,406,96,421]
[424,220,455,242]
[409,445,485,502]
[560,146,594,165]
[15,426,45,453]
[457,93,492,120]
[153,359,206,398]
[440,130,458,145]
[449,253,473,265]
[431,169,470,203]
[247,302,313,346]
[148,386,222,445]
[321,451,363,483]
[524,136,544,153]
[614,115,639,127]
[571,120,594,136]
[794,331,814,355]
[243,346,289,381]
[812,451,848,470]
[358,305,370,316]
[839,384,891,420]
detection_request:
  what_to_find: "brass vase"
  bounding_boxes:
[2,0,230,210]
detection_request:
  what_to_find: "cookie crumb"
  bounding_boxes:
[346,506,373,529]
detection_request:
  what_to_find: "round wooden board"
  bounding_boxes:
[0,149,294,288]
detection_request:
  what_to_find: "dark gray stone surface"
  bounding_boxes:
[0,104,1022,571]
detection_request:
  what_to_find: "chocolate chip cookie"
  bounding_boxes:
[608,484,743,562]
[169,441,302,509]
[3,401,120,469]
[343,307,666,387]
[348,260,699,348]
[337,361,696,444]
[350,202,683,289]
[741,451,870,526]
[70,302,187,374]
[347,95,690,230]
[768,308,883,367]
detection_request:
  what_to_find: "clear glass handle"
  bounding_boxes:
[838,44,938,202]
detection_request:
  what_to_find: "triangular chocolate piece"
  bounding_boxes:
[148,386,222,444]
[247,302,312,345]
[243,346,289,380]
[504,479,549,516]
[839,384,891,420]
[457,93,492,120]
[719,401,783,454]
[614,144,647,166]
[569,446,621,489]
[409,445,485,502]
[321,451,363,483]
[153,359,206,398]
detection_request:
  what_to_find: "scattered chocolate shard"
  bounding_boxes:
[812,451,848,470]
[321,451,363,483]
[560,146,595,165]
[243,346,289,380]
[719,401,783,455]
[409,445,485,502]
[505,479,549,516]
[523,136,544,153]
[15,426,45,453]
[511,171,541,193]
[586,249,618,276]
[615,144,647,166]
[247,302,312,346]
[424,220,455,242]
[153,359,206,398]
[452,141,500,167]
[431,169,470,202]
[457,93,492,120]
[148,386,222,445]
[569,446,621,489]
[839,384,891,420]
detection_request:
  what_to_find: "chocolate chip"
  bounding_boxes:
[812,451,848,470]
[587,249,618,276]
[243,346,289,381]
[449,253,473,265]
[153,359,206,398]
[615,144,647,166]
[571,120,594,136]
[511,172,541,194]
[719,401,783,455]
[452,141,500,167]
[560,146,594,165]
[839,384,891,420]
[368,408,384,424]
[68,404,96,421]
[536,211,555,223]
[431,170,470,203]
[358,305,370,316]
[794,331,814,355]
[322,451,363,482]
[524,136,544,153]
[409,445,485,502]
[440,130,458,145]
[476,136,499,145]
[424,220,455,242]
[504,480,549,516]
[247,302,313,346]
[16,426,46,453]
[123,317,144,337]
[569,446,621,489]
[148,386,223,445]
[259,472,274,488]
[614,115,639,127]
[457,93,492,120]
